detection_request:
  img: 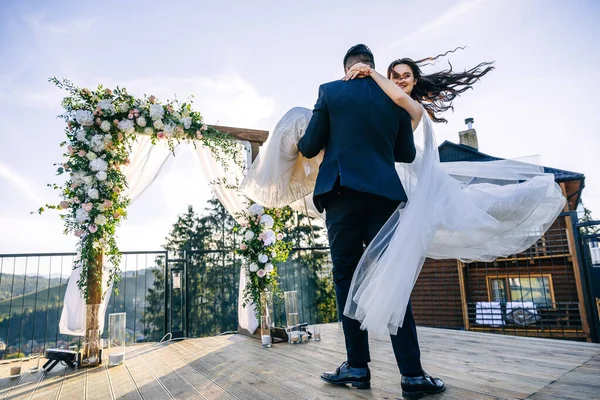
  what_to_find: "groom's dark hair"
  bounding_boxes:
[343,44,375,70]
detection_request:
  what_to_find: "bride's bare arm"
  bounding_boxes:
[344,63,423,128]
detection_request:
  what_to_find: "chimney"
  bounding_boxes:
[459,117,478,150]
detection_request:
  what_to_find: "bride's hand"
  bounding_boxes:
[342,62,373,81]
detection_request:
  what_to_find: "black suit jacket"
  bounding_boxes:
[298,78,416,212]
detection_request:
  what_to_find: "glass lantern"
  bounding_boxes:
[108,313,126,366]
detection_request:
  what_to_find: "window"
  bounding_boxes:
[487,274,555,308]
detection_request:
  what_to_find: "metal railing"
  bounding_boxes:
[0,251,168,359]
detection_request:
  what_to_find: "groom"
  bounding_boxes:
[298,44,445,397]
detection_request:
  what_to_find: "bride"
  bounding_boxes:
[240,50,566,336]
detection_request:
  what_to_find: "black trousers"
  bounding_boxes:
[324,187,422,375]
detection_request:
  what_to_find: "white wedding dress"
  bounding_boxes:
[240,106,566,335]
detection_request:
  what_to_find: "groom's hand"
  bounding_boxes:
[342,63,373,81]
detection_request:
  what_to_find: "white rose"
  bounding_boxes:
[83,175,94,186]
[88,188,99,199]
[249,263,259,272]
[86,151,98,160]
[89,158,108,172]
[244,230,255,240]
[90,135,105,152]
[118,119,135,134]
[75,110,94,126]
[96,171,107,181]
[75,129,87,143]
[94,214,107,226]
[97,100,116,115]
[118,102,129,113]
[144,127,154,135]
[153,119,164,130]
[100,120,111,132]
[181,117,192,129]
[72,171,85,184]
[163,122,176,137]
[262,229,276,246]
[265,263,274,273]
[136,116,147,127]
[260,215,274,229]
[248,204,264,216]
[75,208,89,223]
[258,254,268,263]
[149,104,164,120]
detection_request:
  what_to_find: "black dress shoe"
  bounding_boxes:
[401,371,445,399]
[320,361,371,389]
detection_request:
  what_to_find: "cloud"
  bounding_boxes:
[0,161,44,205]
[383,0,488,52]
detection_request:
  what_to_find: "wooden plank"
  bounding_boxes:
[211,125,268,144]
[167,338,274,400]
[57,363,86,400]
[457,260,470,330]
[30,364,68,399]
[123,345,173,400]
[562,210,592,342]
[147,341,237,400]
[85,365,114,400]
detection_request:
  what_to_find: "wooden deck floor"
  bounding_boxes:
[0,323,599,399]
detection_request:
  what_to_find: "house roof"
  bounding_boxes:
[438,141,584,183]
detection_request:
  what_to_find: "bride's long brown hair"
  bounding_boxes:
[387,47,495,123]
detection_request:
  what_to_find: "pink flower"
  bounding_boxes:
[123,158,130,166]
[95,117,101,125]
[82,203,93,212]
[103,199,113,208]
[113,187,122,194]
[104,88,113,96]
[196,131,203,139]
[128,113,134,119]
[117,132,123,141]
[240,243,247,250]
[70,183,79,189]
[113,211,121,219]
[67,121,72,130]
[256,269,266,278]
[73,197,80,204]
[113,119,120,126]
[201,124,208,131]
[74,229,85,237]
[157,131,165,139]
[67,145,75,156]
[88,225,98,233]
[166,105,174,113]
[78,150,86,157]
[277,233,284,240]
[62,163,69,170]
[149,95,156,104]
[59,201,69,209]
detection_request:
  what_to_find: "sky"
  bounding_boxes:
[0,0,599,255]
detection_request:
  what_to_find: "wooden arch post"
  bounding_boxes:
[83,125,269,358]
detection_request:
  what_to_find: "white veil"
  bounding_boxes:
[240,107,566,336]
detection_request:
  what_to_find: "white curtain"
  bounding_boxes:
[192,142,265,333]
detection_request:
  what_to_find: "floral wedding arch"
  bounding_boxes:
[43,78,291,361]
